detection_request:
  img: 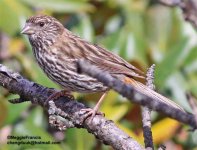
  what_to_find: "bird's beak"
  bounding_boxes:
[21,24,34,35]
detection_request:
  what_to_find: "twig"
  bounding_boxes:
[0,64,144,150]
[159,0,182,6]
[159,0,197,29]
[141,64,155,149]
[186,93,197,127]
[77,59,197,129]
[158,144,166,150]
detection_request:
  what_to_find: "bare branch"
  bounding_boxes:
[0,64,144,150]
[159,0,197,29]
[141,64,156,149]
[77,59,197,129]
[186,93,197,127]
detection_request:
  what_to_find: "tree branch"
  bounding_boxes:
[77,60,197,129]
[0,64,144,150]
[141,64,155,149]
[186,93,197,127]
[159,0,197,29]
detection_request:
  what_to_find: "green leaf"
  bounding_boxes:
[72,14,94,42]
[0,0,31,35]
[104,15,122,34]
[155,37,188,87]
[183,46,197,67]
[20,0,95,13]
[165,72,191,111]
[0,98,8,127]
[99,30,121,53]
[12,107,62,149]
[188,75,197,97]
[66,128,95,150]
[101,91,130,121]
[99,29,137,61]
[5,95,30,125]
[146,6,174,53]
[191,130,197,145]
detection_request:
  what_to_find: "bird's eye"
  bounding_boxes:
[39,22,45,27]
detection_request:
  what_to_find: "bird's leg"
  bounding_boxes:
[44,89,74,107]
[81,91,108,122]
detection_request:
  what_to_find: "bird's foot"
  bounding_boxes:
[80,107,104,123]
[80,92,107,123]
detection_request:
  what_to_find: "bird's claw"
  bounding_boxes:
[80,108,104,123]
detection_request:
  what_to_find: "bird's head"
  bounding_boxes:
[21,15,64,45]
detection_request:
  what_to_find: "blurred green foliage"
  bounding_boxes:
[0,0,197,149]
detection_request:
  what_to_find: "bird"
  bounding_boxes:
[21,14,185,121]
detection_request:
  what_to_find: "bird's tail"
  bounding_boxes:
[124,77,185,112]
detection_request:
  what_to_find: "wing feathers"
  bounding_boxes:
[63,31,144,79]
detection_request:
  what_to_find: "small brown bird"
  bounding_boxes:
[21,15,184,120]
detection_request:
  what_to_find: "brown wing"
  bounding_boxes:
[58,30,185,112]
[61,30,144,79]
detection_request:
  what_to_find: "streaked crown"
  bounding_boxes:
[21,15,64,47]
